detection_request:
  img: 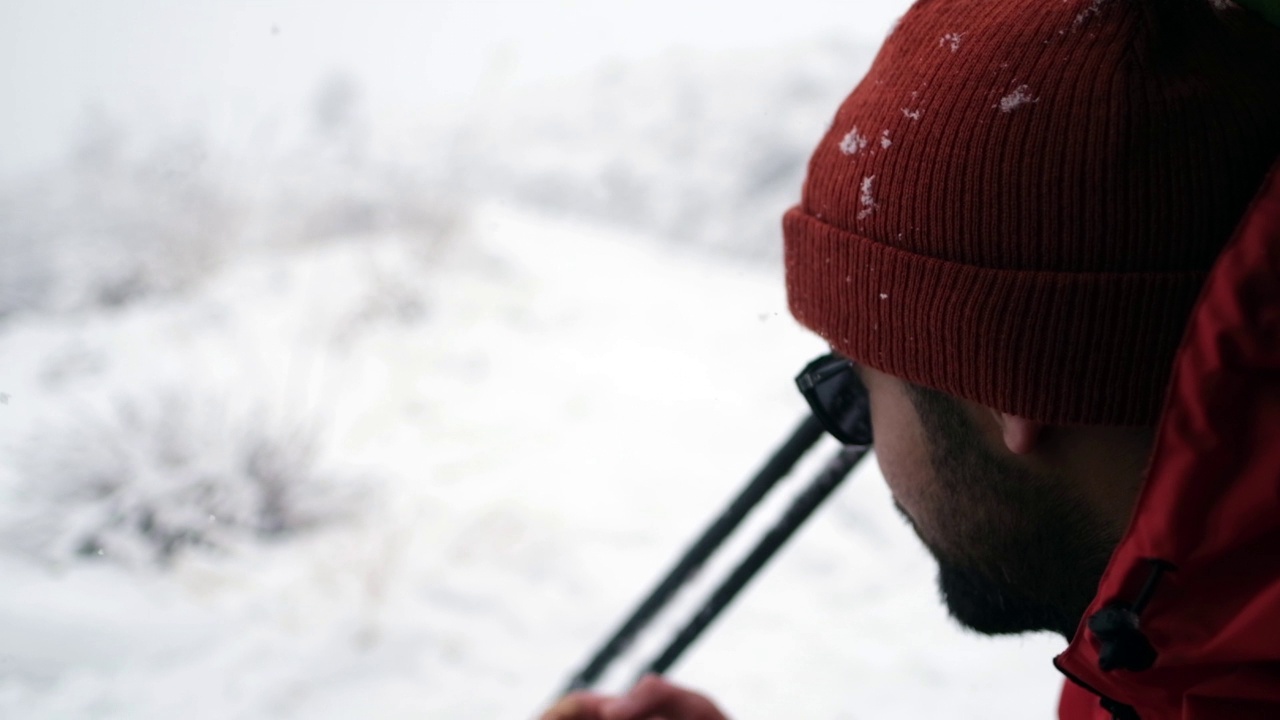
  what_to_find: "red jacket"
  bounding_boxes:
[1055,159,1280,718]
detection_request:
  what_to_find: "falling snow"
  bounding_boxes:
[939,33,963,52]
[839,126,869,155]
[0,5,1073,716]
[880,130,892,149]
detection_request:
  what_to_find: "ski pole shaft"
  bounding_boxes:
[638,442,871,680]
[561,414,827,694]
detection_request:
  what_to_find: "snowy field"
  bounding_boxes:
[0,2,1066,718]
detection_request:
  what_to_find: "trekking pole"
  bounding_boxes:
[636,441,871,681]
[556,353,872,698]
[560,414,827,694]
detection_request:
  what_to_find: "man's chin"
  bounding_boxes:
[935,557,1075,639]
[893,499,1079,638]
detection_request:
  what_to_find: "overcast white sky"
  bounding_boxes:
[0,0,911,177]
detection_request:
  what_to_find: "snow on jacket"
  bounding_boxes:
[1055,157,1280,718]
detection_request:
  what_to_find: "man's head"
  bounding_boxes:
[856,363,1151,638]
[784,1,1280,636]
[785,0,1280,425]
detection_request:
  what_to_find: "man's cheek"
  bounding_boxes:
[872,436,929,519]
[873,435,945,546]
[862,375,939,531]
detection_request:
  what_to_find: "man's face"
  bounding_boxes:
[855,365,1114,639]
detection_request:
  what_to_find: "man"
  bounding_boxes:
[545,0,1280,717]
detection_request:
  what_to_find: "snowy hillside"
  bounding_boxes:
[454,40,879,260]
[0,200,1064,718]
[1,6,1068,717]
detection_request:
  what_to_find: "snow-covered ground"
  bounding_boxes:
[1,2,1069,717]
[0,201,1064,718]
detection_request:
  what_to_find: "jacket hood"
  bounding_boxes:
[1055,156,1280,718]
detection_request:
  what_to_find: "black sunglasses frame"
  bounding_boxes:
[794,353,874,446]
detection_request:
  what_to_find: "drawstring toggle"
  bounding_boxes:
[1087,559,1175,673]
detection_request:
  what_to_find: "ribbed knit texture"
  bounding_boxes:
[784,0,1280,425]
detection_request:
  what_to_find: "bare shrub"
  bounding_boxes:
[2,389,368,567]
[0,98,462,322]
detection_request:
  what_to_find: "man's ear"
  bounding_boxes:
[992,411,1046,455]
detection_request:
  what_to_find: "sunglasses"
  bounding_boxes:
[794,353,874,447]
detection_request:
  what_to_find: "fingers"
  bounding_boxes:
[540,691,611,720]
[601,675,729,720]
[541,675,728,720]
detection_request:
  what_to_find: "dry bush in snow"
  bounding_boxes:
[1,389,369,567]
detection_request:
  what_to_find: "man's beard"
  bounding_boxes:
[904,387,1117,640]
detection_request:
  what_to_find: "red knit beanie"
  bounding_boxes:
[784,0,1280,425]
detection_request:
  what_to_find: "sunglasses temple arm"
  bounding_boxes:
[635,442,871,682]
[559,413,827,696]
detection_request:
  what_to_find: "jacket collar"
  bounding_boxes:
[1056,158,1280,718]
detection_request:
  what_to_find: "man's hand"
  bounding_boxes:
[540,675,729,720]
